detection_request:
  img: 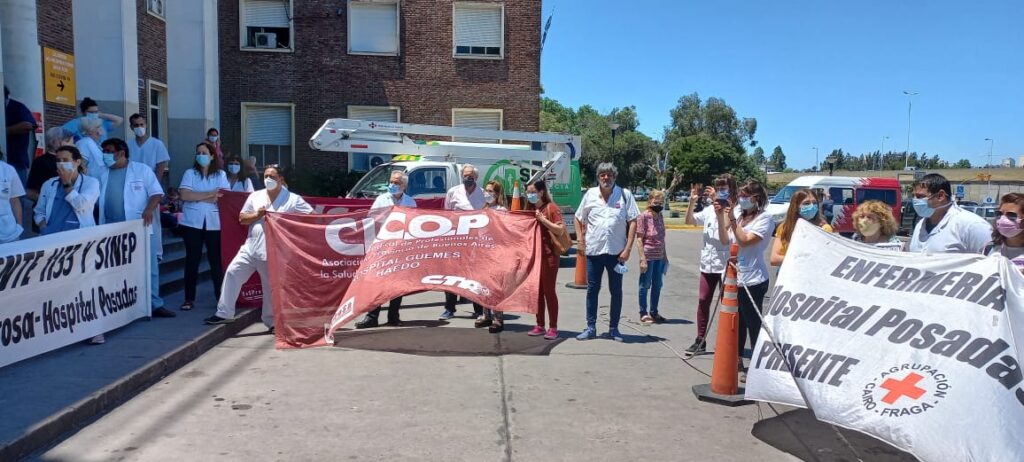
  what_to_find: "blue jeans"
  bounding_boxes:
[585,254,623,330]
[150,230,164,309]
[638,258,665,316]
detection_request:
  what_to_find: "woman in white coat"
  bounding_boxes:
[34,145,100,235]
[34,145,104,343]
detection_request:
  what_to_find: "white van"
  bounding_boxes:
[766,176,902,234]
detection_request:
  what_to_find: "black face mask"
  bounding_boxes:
[463,177,476,188]
[650,205,663,213]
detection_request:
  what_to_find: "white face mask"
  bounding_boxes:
[264,178,279,191]
[58,161,76,172]
[133,126,146,137]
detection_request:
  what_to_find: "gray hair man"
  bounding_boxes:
[574,162,639,342]
[76,117,108,181]
[439,163,486,320]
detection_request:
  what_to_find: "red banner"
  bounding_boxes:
[217,191,444,308]
[263,208,543,348]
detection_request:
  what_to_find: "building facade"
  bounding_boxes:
[217,0,541,173]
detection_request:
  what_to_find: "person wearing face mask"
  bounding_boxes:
[716,179,774,381]
[61,97,122,142]
[98,138,173,318]
[439,164,487,320]
[908,173,990,254]
[0,147,26,244]
[574,163,639,342]
[683,173,738,355]
[27,128,74,206]
[525,179,564,339]
[177,142,230,311]
[985,193,1024,273]
[635,189,669,325]
[205,165,314,330]
[206,128,225,168]
[850,200,903,251]
[355,170,417,329]
[770,188,833,266]
[127,114,170,183]
[475,180,510,332]
[76,117,108,182]
[34,145,100,235]
[224,156,255,192]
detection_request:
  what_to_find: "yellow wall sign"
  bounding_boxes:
[43,47,76,106]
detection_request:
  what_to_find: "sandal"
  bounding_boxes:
[180,301,194,311]
[488,323,504,334]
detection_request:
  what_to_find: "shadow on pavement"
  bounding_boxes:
[330,322,566,357]
[752,408,916,461]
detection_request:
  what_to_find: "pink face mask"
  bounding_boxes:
[996,216,1023,238]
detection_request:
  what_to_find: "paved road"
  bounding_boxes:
[34,230,912,462]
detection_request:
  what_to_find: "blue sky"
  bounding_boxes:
[540,0,1024,169]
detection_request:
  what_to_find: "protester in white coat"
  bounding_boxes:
[205,165,314,330]
[76,117,107,182]
[99,138,173,318]
[0,152,25,244]
[34,145,100,234]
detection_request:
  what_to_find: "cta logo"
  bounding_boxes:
[421,275,491,296]
[861,363,949,417]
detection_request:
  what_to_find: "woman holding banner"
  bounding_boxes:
[178,142,230,311]
[770,188,832,267]
[526,179,564,340]
[34,145,103,343]
[476,180,509,332]
[986,192,1024,272]
[850,200,903,251]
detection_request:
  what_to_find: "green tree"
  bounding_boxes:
[662,93,761,188]
[664,93,757,153]
[769,145,787,171]
[667,134,763,187]
[953,159,972,169]
[750,146,766,167]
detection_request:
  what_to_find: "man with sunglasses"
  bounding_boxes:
[908,173,991,254]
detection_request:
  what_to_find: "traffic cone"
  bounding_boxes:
[510,181,522,211]
[565,243,587,289]
[692,243,752,406]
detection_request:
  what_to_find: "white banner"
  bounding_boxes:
[0,220,151,368]
[745,221,1024,461]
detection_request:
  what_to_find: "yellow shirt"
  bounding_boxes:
[775,221,834,256]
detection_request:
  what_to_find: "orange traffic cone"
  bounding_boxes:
[510,181,522,211]
[565,241,587,289]
[692,243,752,406]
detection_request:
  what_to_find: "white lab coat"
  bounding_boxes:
[98,161,164,234]
[34,174,101,228]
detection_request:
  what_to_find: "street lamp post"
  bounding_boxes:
[812,146,819,172]
[880,135,890,170]
[985,137,994,190]
[903,90,918,169]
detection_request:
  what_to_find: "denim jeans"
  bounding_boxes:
[638,258,665,316]
[585,253,623,330]
[149,230,164,309]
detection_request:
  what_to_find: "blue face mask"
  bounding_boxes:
[527,193,539,204]
[799,203,818,220]
[738,197,755,211]
[717,189,729,201]
[388,183,401,195]
[86,112,100,120]
[912,195,950,219]
[227,164,241,174]
[102,153,116,167]
[196,154,211,167]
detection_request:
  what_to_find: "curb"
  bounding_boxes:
[665,225,701,230]
[3,308,261,462]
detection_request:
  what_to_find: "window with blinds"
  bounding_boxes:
[147,0,165,18]
[348,1,400,55]
[453,3,503,58]
[452,109,502,143]
[243,104,293,168]
[242,0,292,50]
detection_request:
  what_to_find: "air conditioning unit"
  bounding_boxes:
[255,32,277,49]
[369,154,390,168]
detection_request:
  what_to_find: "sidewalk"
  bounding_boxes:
[0,283,260,461]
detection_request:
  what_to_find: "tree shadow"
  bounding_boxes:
[330,322,567,357]
[751,407,917,462]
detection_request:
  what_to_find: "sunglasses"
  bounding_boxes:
[994,211,1020,221]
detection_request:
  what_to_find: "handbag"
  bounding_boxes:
[543,204,572,255]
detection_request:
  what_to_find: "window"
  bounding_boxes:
[857,188,898,206]
[147,0,165,18]
[452,108,502,142]
[348,1,400,55]
[147,81,168,141]
[347,105,400,172]
[241,0,292,50]
[407,168,448,196]
[453,3,503,59]
[242,104,294,168]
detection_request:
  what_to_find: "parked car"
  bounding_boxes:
[962,205,998,225]
[957,200,980,207]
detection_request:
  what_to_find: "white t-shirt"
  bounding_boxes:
[371,192,417,210]
[0,161,26,243]
[908,204,992,254]
[241,187,314,260]
[444,184,486,211]
[988,244,1024,272]
[128,137,170,172]
[575,186,641,256]
[693,206,741,274]
[77,137,106,181]
[178,169,230,230]
[733,211,775,286]
[228,177,254,193]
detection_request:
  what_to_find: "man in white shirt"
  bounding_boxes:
[0,152,26,243]
[205,166,314,330]
[356,171,417,329]
[439,164,486,320]
[574,162,639,342]
[98,138,172,318]
[127,114,169,182]
[908,173,991,254]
